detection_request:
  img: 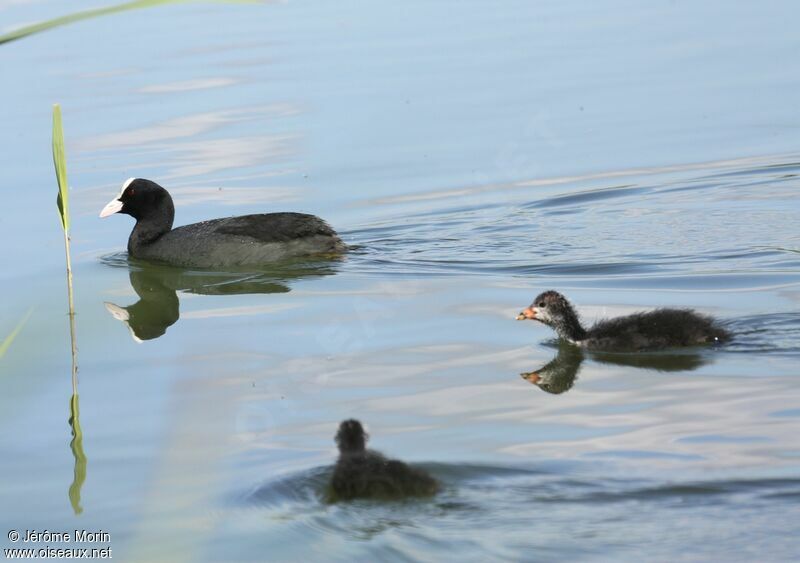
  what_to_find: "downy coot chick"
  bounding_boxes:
[328,419,438,502]
[100,178,346,268]
[516,290,731,352]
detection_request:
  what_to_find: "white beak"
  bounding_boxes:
[104,302,129,321]
[99,197,124,218]
[104,302,143,344]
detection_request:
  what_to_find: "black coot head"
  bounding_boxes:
[99,178,174,222]
[335,419,368,454]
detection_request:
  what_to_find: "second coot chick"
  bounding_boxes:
[328,419,438,502]
[100,178,346,268]
[517,290,731,352]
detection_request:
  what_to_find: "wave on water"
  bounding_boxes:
[235,461,800,551]
[243,460,800,510]
[343,157,800,283]
[724,313,800,355]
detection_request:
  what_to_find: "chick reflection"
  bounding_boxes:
[521,344,583,394]
[327,419,438,502]
[105,260,336,341]
[522,344,709,395]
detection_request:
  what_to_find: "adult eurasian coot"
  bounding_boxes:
[100,178,346,268]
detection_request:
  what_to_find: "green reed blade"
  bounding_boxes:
[52,104,78,393]
[52,104,69,232]
[0,0,263,46]
[0,309,33,360]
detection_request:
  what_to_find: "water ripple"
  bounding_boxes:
[344,157,800,288]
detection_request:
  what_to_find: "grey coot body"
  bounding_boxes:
[517,290,731,352]
[100,178,346,268]
[328,419,438,502]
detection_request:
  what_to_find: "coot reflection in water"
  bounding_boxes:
[103,258,339,341]
[522,343,710,395]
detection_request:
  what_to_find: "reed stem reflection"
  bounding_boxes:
[68,394,87,515]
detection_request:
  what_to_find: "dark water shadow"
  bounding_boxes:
[102,254,340,341]
[521,343,709,395]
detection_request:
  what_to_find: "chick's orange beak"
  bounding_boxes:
[521,371,540,384]
[516,307,536,321]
